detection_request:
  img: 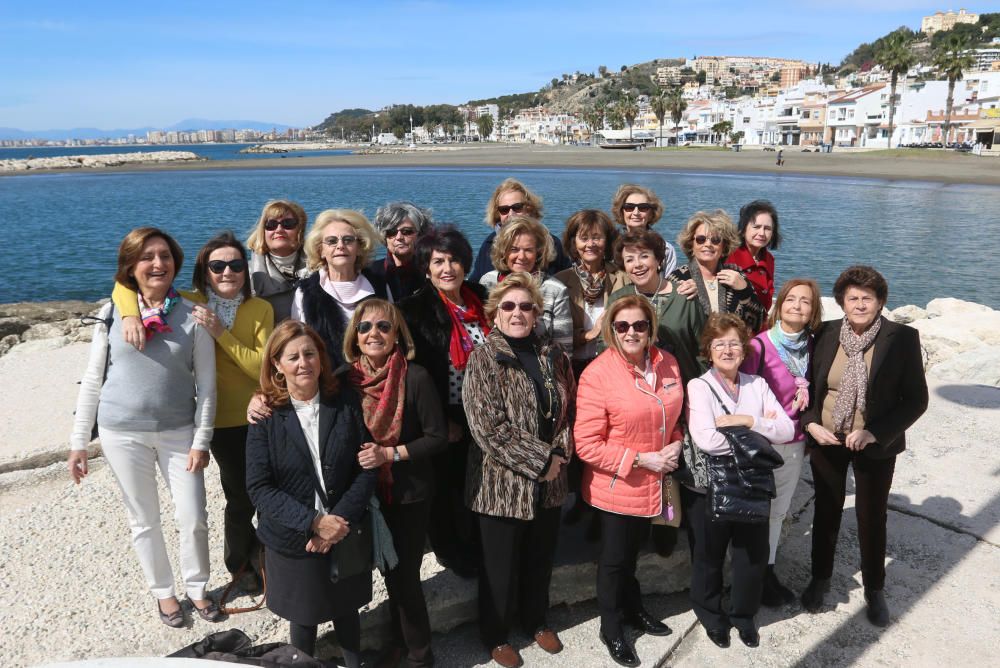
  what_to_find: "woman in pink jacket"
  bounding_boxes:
[575,294,684,668]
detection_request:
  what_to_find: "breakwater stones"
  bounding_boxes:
[0,151,203,172]
[0,300,104,356]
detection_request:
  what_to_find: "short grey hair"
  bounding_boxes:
[373,201,433,240]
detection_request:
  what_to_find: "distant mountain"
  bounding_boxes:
[0,118,293,141]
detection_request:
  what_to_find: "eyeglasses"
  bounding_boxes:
[499,301,536,313]
[695,235,723,246]
[357,320,393,334]
[497,202,527,215]
[207,259,247,274]
[710,341,743,351]
[322,235,358,247]
[622,202,654,213]
[386,227,417,239]
[612,319,651,334]
[264,218,298,231]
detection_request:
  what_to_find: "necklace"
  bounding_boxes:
[537,352,556,419]
[634,276,665,310]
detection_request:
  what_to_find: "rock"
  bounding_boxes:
[911,318,986,368]
[925,298,994,318]
[0,335,19,356]
[0,300,104,357]
[928,348,1000,386]
[820,297,843,321]
[0,318,30,340]
[0,152,202,173]
[890,304,928,324]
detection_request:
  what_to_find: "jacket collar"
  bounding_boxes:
[274,394,337,462]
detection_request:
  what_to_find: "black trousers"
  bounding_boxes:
[476,506,561,648]
[289,611,361,667]
[596,509,651,638]
[427,410,478,566]
[210,425,259,575]
[382,499,434,667]
[809,446,896,590]
[683,486,769,633]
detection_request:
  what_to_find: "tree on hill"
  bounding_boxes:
[583,106,605,138]
[712,120,733,146]
[933,33,976,144]
[876,31,917,148]
[696,70,707,85]
[477,113,494,141]
[617,92,639,141]
[599,65,608,78]
[606,102,625,130]
[841,26,918,71]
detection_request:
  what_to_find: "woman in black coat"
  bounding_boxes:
[799,266,928,628]
[246,320,376,666]
[397,225,490,579]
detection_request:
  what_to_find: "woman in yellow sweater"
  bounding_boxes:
[112,231,274,592]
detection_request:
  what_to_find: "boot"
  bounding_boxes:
[800,577,830,613]
[865,588,890,627]
[761,564,796,607]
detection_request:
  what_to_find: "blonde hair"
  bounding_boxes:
[483,178,543,227]
[483,272,544,323]
[489,215,556,273]
[304,209,381,273]
[611,184,663,228]
[342,300,417,363]
[677,210,741,259]
[601,295,658,357]
[246,199,308,254]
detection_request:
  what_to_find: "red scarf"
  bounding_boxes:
[440,284,491,372]
[350,348,407,504]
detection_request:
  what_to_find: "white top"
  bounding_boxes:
[686,371,795,456]
[290,268,394,322]
[291,393,325,513]
[574,301,605,361]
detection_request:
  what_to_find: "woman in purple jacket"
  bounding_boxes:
[740,278,822,607]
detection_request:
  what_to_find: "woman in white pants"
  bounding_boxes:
[740,278,822,606]
[69,227,219,627]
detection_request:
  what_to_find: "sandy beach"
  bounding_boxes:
[3,144,1000,186]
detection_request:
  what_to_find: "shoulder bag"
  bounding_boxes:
[309,471,373,584]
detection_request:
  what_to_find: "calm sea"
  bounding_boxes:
[2,166,997,308]
[0,143,352,161]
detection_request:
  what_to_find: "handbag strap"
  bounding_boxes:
[755,338,766,376]
[698,377,732,415]
[308,467,330,510]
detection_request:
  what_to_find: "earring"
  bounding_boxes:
[275,370,285,383]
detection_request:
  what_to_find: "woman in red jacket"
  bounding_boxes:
[726,200,781,317]
[574,295,684,668]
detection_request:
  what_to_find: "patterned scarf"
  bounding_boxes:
[768,323,811,410]
[137,287,181,339]
[831,315,882,432]
[206,289,244,330]
[350,347,407,504]
[574,262,606,305]
[440,284,491,372]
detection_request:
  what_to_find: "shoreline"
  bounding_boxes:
[2,144,999,186]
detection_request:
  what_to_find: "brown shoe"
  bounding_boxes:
[534,628,563,654]
[490,643,522,668]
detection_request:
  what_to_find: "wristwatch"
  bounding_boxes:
[392,448,401,463]
[633,452,641,469]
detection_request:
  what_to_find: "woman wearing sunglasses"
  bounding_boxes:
[111,231,275,594]
[461,272,575,668]
[671,210,766,334]
[574,295,684,667]
[340,299,447,668]
[611,184,678,277]
[246,199,310,323]
[368,201,433,301]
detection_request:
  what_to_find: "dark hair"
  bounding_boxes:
[614,229,667,268]
[833,265,888,307]
[737,200,781,250]
[115,227,184,290]
[192,231,252,299]
[699,312,751,361]
[414,224,473,276]
[561,209,617,262]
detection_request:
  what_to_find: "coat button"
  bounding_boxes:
[659,427,665,433]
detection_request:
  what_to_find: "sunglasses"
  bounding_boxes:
[695,235,723,246]
[622,202,654,213]
[612,319,651,334]
[357,320,393,334]
[207,259,247,274]
[322,235,358,247]
[264,218,298,231]
[386,227,417,238]
[497,202,527,215]
[499,301,536,313]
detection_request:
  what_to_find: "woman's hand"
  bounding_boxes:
[186,449,210,473]
[247,392,272,424]
[717,269,748,291]
[68,451,88,484]
[312,514,350,543]
[845,429,876,452]
[122,316,146,351]
[447,419,464,444]
[358,442,390,469]
[716,414,754,429]
[806,422,841,446]
[192,305,224,339]
[662,440,682,472]
[584,313,605,342]
[676,279,698,300]
[637,449,673,473]
[305,536,334,553]
[539,455,567,482]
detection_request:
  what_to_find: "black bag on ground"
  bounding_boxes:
[168,629,325,666]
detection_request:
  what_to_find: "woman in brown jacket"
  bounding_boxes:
[462,272,576,668]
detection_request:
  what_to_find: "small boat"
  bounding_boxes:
[600,142,644,150]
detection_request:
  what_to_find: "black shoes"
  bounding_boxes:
[865,589,890,627]
[801,577,831,613]
[705,627,730,648]
[761,565,796,607]
[626,609,672,637]
[600,632,640,667]
[737,627,760,648]
[436,555,478,579]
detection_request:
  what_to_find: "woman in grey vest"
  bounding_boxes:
[68,227,220,628]
[246,199,310,323]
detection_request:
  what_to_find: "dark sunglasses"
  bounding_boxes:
[264,218,298,231]
[207,259,247,274]
[499,301,536,313]
[386,227,417,238]
[622,202,654,213]
[322,235,358,247]
[497,202,527,215]
[694,235,722,246]
[356,320,393,334]
[612,319,651,334]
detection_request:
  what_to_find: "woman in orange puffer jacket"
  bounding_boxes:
[574,294,685,667]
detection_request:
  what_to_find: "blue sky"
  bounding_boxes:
[0,0,984,130]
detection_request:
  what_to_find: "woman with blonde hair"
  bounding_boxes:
[611,184,677,276]
[246,199,310,323]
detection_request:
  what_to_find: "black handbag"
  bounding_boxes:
[309,470,373,584]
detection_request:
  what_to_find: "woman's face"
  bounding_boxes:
[494,288,537,338]
[842,285,882,332]
[427,249,466,294]
[506,233,539,273]
[357,309,398,365]
[779,284,814,332]
[622,193,654,230]
[264,210,301,256]
[496,189,530,226]
[692,223,723,269]
[574,226,607,267]
[621,244,660,291]
[745,212,774,254]
[710,328,745,373]
[132,236,176,295]
[275,335,321,396]
[386,218,419,263]
[321,221,360,278]
[206,246,246,300]
[612,306,650,360]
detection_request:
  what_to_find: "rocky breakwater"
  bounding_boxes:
[240,142,346,153]
[0,299,103,357]
[0,150,203,173]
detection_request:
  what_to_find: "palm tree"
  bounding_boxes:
[583,107,604,141]
[712,120,733,147]
[651,89,669,147]
[618,92,639,141]
[933,33,976,144]
[875,31,916,148]
[667,87,688,140]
